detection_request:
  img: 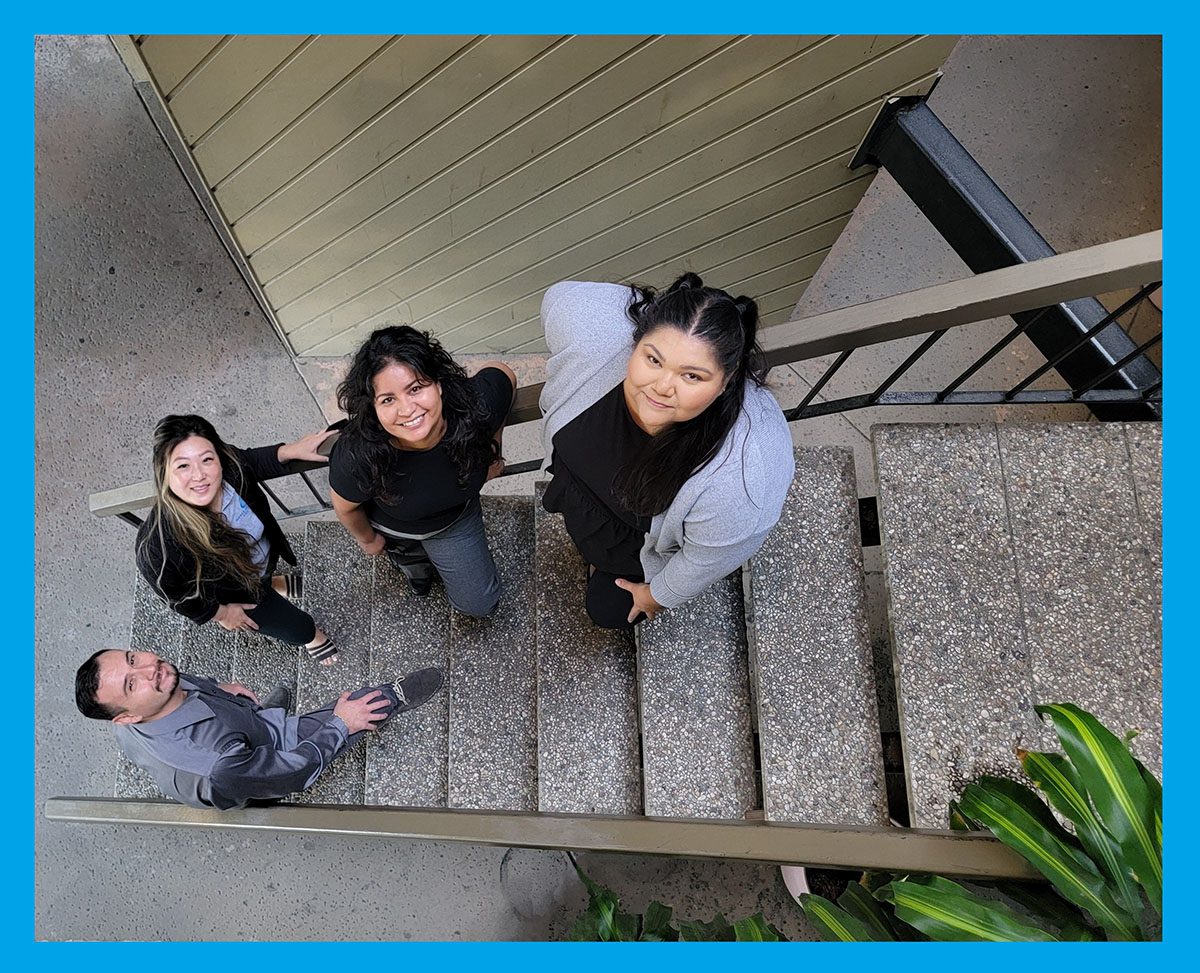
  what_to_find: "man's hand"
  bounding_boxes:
[333,690,392,734]
[217,682,260,704]
[613,579,663,624]
[214,603,259,631]
[358,531,386,556]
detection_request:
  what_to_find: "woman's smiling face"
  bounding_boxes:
[623,326,726,434]
[166,435,223,509]
[372,360,445,449]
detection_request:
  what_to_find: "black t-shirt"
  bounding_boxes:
[541,382,651,575]
[329,367,513,534]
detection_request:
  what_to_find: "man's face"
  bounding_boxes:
[94,650,182,724]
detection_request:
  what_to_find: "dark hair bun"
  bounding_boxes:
[669,271,703,292]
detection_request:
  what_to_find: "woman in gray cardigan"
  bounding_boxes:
[539,273,795,629]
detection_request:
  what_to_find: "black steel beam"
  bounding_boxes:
[851,97,1159,421]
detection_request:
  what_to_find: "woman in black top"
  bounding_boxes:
[136,414,341,666]
[329,326,516,616]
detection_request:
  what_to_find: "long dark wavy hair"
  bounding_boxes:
[137,414,263,603]
[613,272,768,516]
[336,326,499,501]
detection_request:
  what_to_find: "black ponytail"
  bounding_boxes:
[613,273,767,516]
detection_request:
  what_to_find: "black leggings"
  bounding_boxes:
[586,567,647,631]
[243,584,316,645]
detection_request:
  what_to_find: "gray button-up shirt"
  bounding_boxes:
[114,674,350,810]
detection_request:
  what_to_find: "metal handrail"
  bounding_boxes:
[44,797,1041,880]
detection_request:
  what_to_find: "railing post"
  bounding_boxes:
[852,96,1159,421]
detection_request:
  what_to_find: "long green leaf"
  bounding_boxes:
[838,881,898,940]
[875,875,1058,942]
[641,901,675,941]
[974,879,1095,940]
[949,799,982,832]
[1037,703,1161,912]
[1021,748,1144,921]
[676,913,734,942]
[799,893,886,942]
[733,914,784,941]
[1134,757,1163,853]
[960,778,1140,940]
[569,863,638,941]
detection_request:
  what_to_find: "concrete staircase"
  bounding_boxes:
[116,445,888,827]
[116,424,1162,835]
[874,422,1162,828]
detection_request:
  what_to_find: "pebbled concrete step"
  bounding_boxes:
[366,552,452,808]
[638,574,757,819]
[294,520,375,805]
[746,447,888,826]
[534,483,642,815]
[232,529,304,713]
[447,497,538,811]
[996,422,1161,773]
[874,422,1162,829]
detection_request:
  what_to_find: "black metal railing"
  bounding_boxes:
[783,281,1161,423]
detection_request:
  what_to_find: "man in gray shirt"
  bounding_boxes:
[74,649,443,810]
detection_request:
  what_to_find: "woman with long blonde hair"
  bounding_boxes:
[136,414,340,666]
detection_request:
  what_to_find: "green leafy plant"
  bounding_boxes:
[569,857,784,941]
[799,703,1162,942]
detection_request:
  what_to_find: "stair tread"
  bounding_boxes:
[996,422,1161,771]
[293,521,374,805]
[638,574,757,819]
[874,422,1161,829]
[748,446,888,826]
[365,558,451,808]
[534,484,642,815]
[232,536,303,707]
[447,497,538,810]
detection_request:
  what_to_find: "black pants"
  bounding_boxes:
[586,567,647,631]
[244,584,316,645]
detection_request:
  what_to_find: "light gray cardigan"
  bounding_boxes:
[539,280,795,610]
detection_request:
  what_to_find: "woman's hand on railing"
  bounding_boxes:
[277,429,337,464]
[485,456,506,482]
[357,531,386,557]
[214,603,260,632]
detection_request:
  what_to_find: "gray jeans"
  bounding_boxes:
[379,497,501,617]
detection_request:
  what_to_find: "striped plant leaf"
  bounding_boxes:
[949,799,982,832]
[1134,757,1163,852]
[799,893,887,942]
[875,875,1058,942]
[973,879,1096,941]
[733,914,783,941]
[959,777,1140,940]
[1020,748,1144,922]
[838,880,898,940]
[640,901,675,941]
[1037,703,1161,912]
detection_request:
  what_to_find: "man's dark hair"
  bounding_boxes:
[75,650,119,720]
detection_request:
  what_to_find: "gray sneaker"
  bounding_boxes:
[392,667,445,715]
[261,681,295,712]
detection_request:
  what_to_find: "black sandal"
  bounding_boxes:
[306,635,338,665]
